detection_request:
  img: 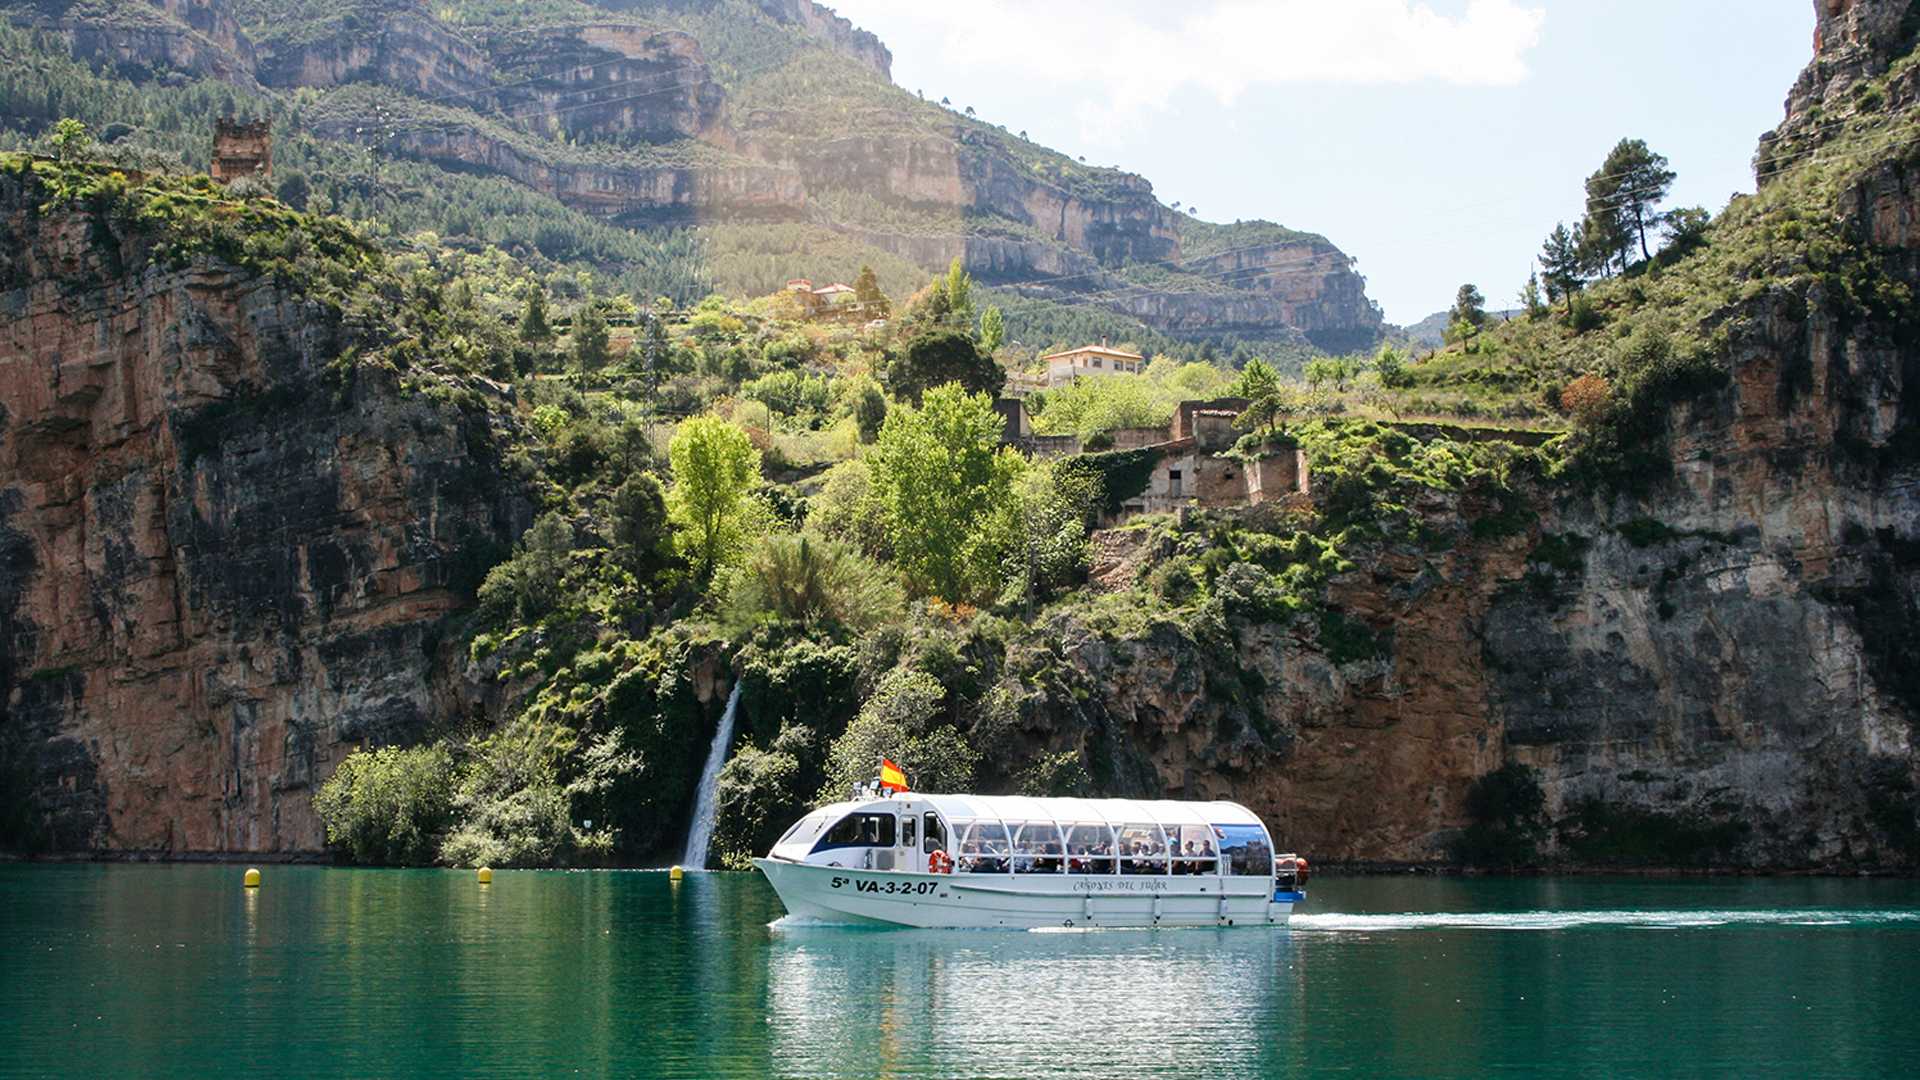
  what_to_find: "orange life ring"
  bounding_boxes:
[928,850,953,875]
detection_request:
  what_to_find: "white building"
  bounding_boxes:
[1041,344,1146,387]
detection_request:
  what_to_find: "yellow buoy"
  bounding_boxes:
[476,866,493,885]
[243,867,261,888]
[669,865,685,882]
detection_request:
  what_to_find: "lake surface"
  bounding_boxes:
[3,867,1918,1078]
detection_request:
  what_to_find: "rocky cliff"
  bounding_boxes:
[5,0,261,89]
[752,0,890,81]
[1028,0,1920,870]
[0,166,526,854]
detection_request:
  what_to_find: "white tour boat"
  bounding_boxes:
[753,787,1308,929]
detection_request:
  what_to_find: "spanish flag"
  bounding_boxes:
[879,757,909,793]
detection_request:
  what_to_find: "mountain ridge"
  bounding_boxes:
[0,0,1383,355]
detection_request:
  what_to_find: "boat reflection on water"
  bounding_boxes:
[765,923,1303,1077]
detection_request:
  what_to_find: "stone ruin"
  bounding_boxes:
[211,118,271,183]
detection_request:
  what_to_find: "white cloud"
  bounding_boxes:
[835,0,1546,135]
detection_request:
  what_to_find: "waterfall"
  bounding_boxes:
[681,682,742,869]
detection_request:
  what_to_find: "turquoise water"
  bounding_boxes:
[3,867,1918,1077]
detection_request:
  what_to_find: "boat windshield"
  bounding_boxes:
[778,811,832,848]
[814,811,895,851]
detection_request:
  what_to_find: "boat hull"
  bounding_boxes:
[754,857,1296,929]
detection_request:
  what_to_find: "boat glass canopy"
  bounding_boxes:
[909,795,1267,876]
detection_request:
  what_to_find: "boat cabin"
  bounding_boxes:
[768,794,1277,880]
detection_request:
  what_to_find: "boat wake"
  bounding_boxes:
[1289,909,1920,932]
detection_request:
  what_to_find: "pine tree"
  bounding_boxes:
[1539,224,1585,315]
[853,264,889,317]
[1444,283,1488,343]
[572,302,610,382]
[519,282,553,343]
[1519,273,1546,318]
[1600,139,1676,262]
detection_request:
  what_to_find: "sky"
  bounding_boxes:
[826,0,1814,325]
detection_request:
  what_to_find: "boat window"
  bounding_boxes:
[1064,823,1115,874]
[954,820,1011,873]
[923,812,946,855]
[1116,823,1167,875]
[1217,825,1274,876]
[778,812,830,847]
[901,815,917,850]
[1010,822,1064,874]
[1170,824,1220,875]
[814,812,896,851]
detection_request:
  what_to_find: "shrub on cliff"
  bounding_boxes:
[1453,763,1547,869]
[438,720,618,869]
[313,745,456,865]
[723,532,904,636]
[817,668,977,804]
[711,736,803,870]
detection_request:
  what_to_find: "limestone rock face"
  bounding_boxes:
[0,180,526,854]
[253,8,491,99]
[752,0,891,80]
[481,25,725,146]
[1797,0,1917,116]
[11,0,261,89]
[315,120,808,224]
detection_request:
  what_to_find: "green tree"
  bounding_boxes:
[476,511,575,624]
[1230,357,1281,401]
[943,257,974,324]
[1004,461,1100,610]
[805,459,890,557]
[275,171,311,211]
[613,419,653,472]
[1444,283,1487,343]
[640,312,670,394]
[1519,272,1547,319]
[712,739,802,869]
[1539,223,1585,315]
[1598,138,1676,262]
[980,304,1005,352]
[520,282,553,343]
[870,384,1022,603]
[609,473,671,579]
[887,330,1005,402]
[1660,206,1711,257]
[666,417,762,582]
[313,745,455,865]
[818,669,977,804]
[846,377,888,443]
[1374,344,1412,389]
[572,301,611,381]
[1238,383,1300,435]
[1303,356,1359,392]
[48,117,91,163]
[853,264,890,317]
